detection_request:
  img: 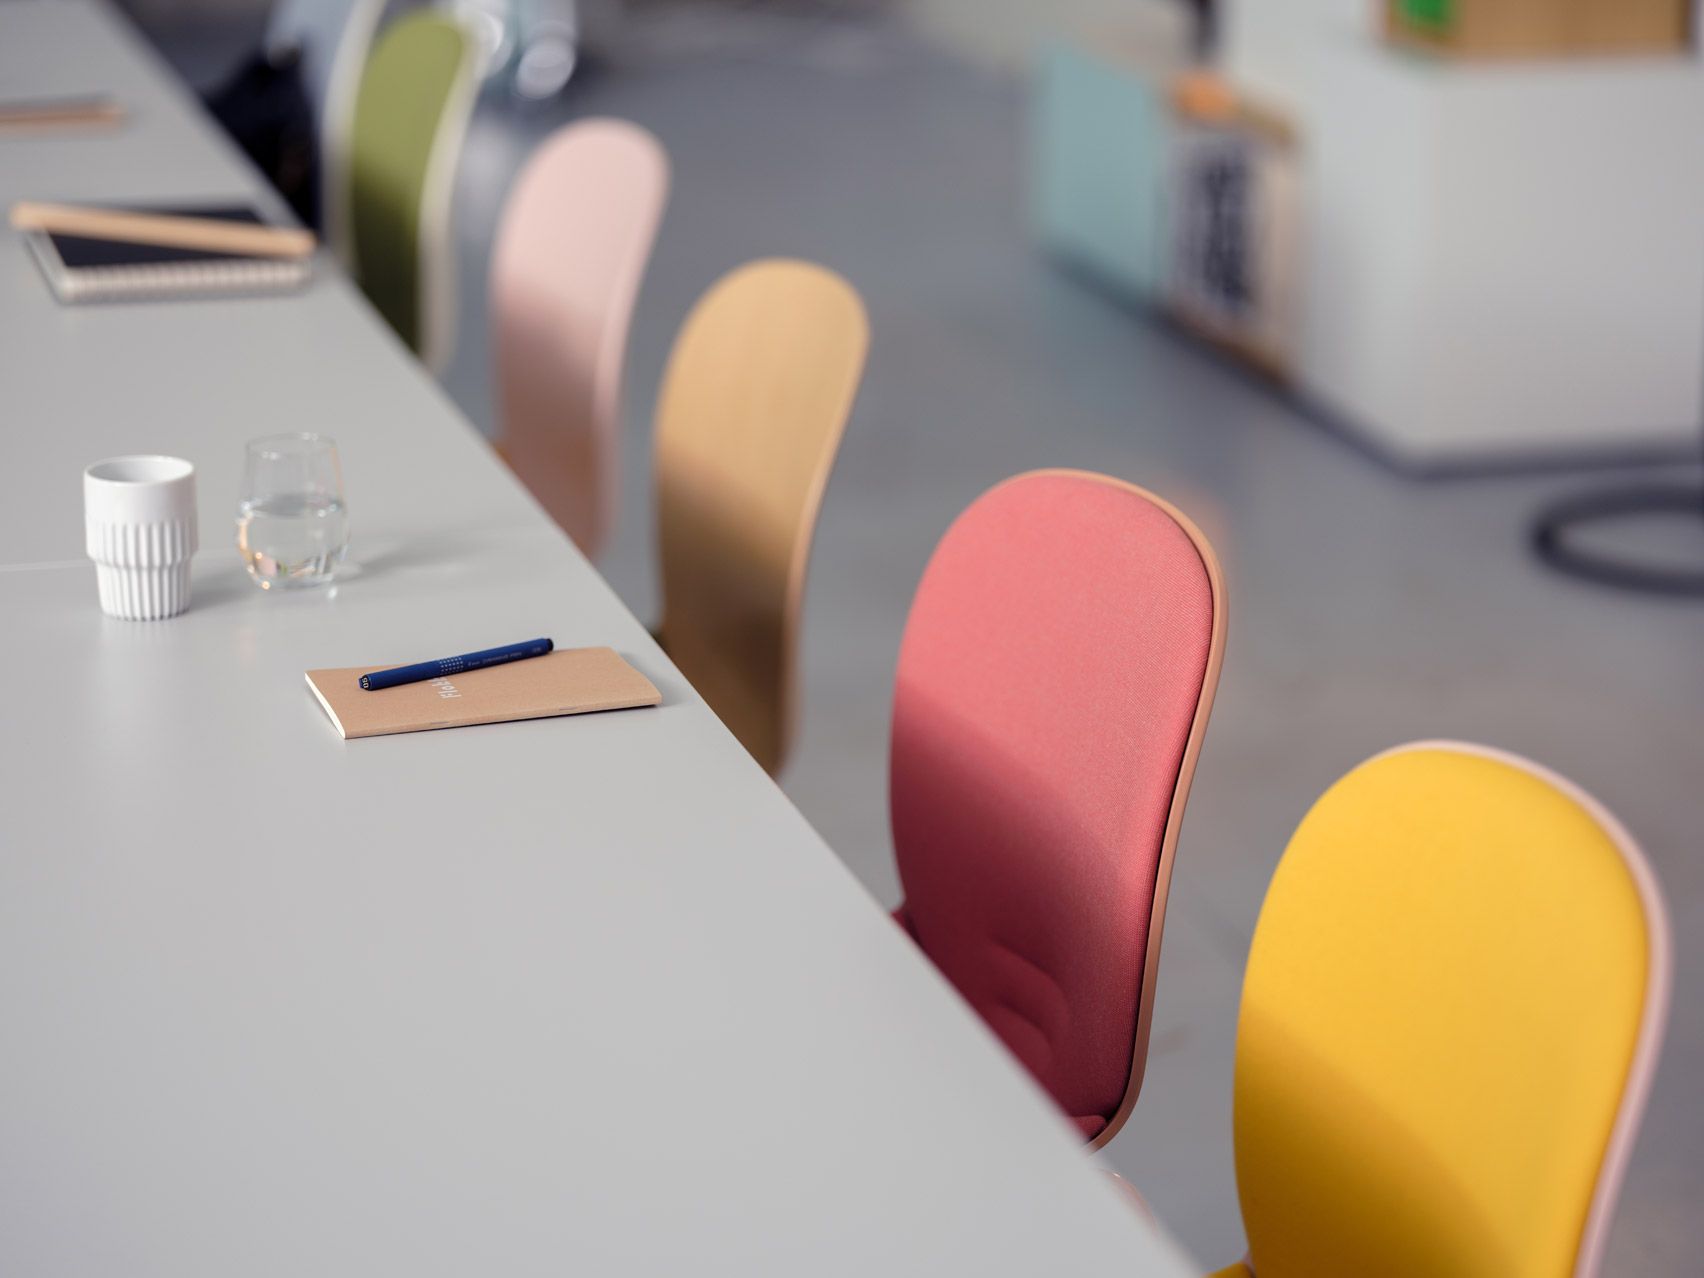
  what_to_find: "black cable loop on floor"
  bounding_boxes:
[1530,482,1704,597]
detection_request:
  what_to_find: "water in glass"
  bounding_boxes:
[238,494,349,587]
[238,433,349,589]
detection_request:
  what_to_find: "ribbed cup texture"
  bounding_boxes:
[87,517,197,620]
[95,561,192,620]
[86,518,197,567]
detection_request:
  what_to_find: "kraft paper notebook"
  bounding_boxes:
[306,647,660,740]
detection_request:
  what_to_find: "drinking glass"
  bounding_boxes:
[237,434,349,589]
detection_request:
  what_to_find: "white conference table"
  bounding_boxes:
[0,3,1197,1273]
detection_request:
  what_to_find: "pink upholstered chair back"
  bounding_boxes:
[891,470,1226,1147]
[491,118,669,557]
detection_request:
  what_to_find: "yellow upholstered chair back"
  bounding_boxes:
[1231,742,1669,1278]
[652,259,868,775]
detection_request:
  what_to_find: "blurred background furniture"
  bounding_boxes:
[889,469,1226,1147]
[1030,9,1193,305]
[449,0,586,100]
[1165,70,1298,378]
[1224,0,1704,467]
[264,0,386,244]
[1384,0,1692,59]
[1216,741,1670,1278]
[347,9,478,371]
[491,117,669,558]
[1033,0,1704,468]
[652,259,868,776]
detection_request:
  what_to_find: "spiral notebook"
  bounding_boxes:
[24,203,311,302]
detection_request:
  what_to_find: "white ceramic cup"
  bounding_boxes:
[83,455,199,620]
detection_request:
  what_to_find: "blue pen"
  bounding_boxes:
[359,637,554,691]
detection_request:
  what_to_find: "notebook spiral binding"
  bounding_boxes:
[25,231,312,303]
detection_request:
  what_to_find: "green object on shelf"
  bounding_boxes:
[1031,41,1168,302]
[1399,0,1453,32]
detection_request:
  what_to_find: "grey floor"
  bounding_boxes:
[157,4,1704,1270]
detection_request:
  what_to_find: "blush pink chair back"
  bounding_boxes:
[491,118,669,557]
[891,469,1226,1147]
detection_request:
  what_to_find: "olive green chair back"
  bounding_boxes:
[347,12,476,372]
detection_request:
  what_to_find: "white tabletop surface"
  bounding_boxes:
[0,3,1196,1273]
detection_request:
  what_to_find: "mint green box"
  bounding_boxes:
[1031,40,1169,301]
